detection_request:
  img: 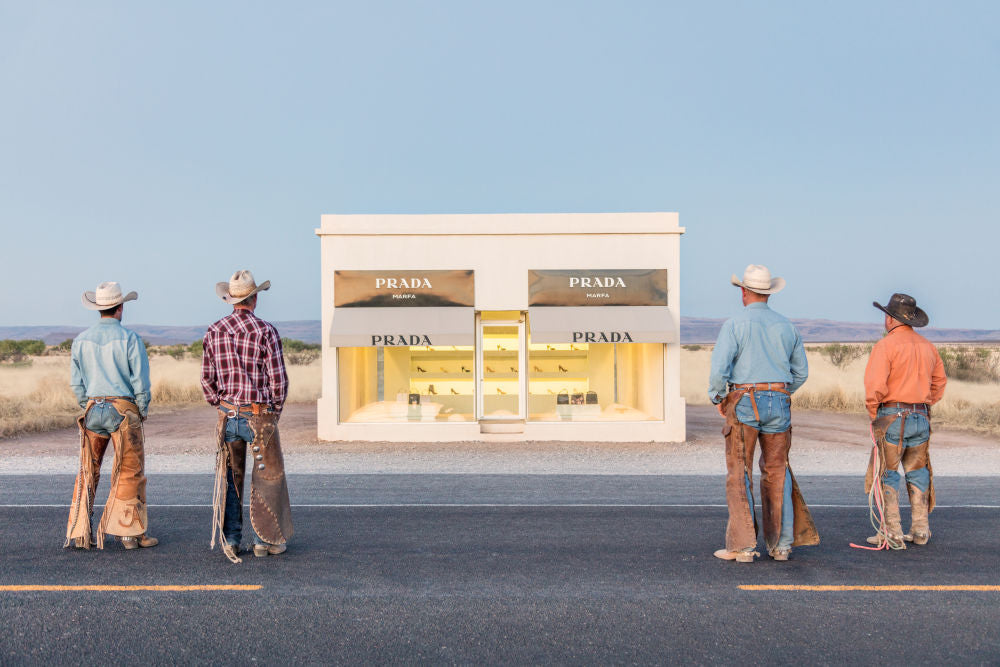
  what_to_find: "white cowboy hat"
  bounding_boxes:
[730,264,785,295]
[81,281,138,310]
[216,270,271,304]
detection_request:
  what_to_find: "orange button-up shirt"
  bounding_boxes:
[863,326,947,419]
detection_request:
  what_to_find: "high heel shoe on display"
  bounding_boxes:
[510,366,517,373]
[546,345,556,351]
[450,388,459,395]
[533,365,543,372]
[417,366,427,373]
[558,365,568,372]
[496,388,506,395]
[486,366,495,373]
[428,385,437,395]
[461,366,471,373]
[440,367,448,373]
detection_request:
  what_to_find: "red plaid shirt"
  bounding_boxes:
[201,309,288,411]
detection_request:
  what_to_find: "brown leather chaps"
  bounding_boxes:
[65,399,149,548]
[865,412,936,512]
[722,391,819,553]
[211,410,294,556]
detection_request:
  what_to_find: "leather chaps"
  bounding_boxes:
[65,399,149,548]
[722,390,820,553]
[211,409,294,557]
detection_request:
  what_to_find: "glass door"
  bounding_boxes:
[476,312,526,420]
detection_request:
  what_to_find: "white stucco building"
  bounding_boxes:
[315,212,685,442]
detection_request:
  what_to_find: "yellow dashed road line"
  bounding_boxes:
[0,585,261,592]
[740,585,1000,592]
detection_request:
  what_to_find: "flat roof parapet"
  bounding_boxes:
[316,212,683,236]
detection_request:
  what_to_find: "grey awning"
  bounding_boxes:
[528,306,675,344]
[330,307,474,347]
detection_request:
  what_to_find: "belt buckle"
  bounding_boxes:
[94,397,106,404]
[226,409,237,418]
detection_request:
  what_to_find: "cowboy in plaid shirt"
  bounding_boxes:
[201,270,294,562]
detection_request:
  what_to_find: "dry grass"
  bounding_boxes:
[681,346,1000,437]
[0,356,322,439]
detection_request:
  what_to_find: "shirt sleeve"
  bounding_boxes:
[929,346,947,405]
[265,327,289,411]
[707,320,738,403]
[128,333,152,417]
[787,330,808,394]
[863,342,890,420]
[69,340,87,409]
[200,332,220,406]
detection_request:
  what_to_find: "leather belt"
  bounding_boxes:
[880,401,929,414]
[89,396,133,404]
[729,382,788,392]
[727,383,789,422]
[219,400,270,418]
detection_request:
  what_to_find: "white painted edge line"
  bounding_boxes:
[2,503,998,509]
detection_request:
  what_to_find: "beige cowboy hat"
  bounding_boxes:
[82,281,138,310]
[216,269,271,304]
[730,264,785,295]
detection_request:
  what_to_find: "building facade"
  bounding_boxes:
[316,212,685,442]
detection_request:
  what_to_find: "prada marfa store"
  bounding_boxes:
[316,213,685,442]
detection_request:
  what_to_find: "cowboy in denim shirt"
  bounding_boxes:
[65,282,157,551]
[708,265,819,563]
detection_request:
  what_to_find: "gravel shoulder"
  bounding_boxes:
[1,403,996,475]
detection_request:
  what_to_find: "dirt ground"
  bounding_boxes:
[2,403,996,475]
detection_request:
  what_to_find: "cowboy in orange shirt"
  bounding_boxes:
[863,293,947,549]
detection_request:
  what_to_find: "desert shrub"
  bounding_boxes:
[0,339,46,362]
[937,347,1000,384]
[792,387,865,413]
[282,338,321,365]
[0,375,80,437]
[682,344,704,351]
[45,339,75,355]
[188,340,204,357]
[815,343,870,369]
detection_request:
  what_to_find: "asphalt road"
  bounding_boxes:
[1,474,998,664]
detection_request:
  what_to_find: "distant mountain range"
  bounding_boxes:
[2,318,998,345]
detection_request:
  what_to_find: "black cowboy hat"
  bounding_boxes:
[873,293,929,328]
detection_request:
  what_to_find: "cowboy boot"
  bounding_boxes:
[904,484,931,545]
[867,485,906,549]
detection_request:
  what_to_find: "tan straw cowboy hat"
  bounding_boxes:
[873,293,929,328]
[730,264,785,295]
[216,270,271,304]
[82,281,138,310]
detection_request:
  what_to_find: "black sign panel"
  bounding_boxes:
[528,269,668,306]
[335,270,474,307]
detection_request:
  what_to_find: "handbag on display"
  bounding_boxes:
[586,390,599,404]
[571,392,584,405]
[556,389,570,405]
[408,393,421,405]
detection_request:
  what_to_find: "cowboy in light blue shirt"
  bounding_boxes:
[709,265,818,564]
[65,282,157,551]
[70,315,151,418]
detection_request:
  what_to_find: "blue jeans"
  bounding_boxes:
[735,391,794,549]
[877,406,931,492]
[85,401,126,436]
[221,411,264,546]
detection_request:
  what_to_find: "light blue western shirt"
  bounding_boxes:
[70,318,151,416]
[707,302,808,403]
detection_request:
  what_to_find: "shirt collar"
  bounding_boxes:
[745,302,770,311]
[886,323,912,336]
[97,317,122,327]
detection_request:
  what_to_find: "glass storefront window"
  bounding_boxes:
[481,324,520,418]
[338,345,476,423]
[527,342,663,421]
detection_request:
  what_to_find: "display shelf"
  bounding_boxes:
[528,373,587,379]
[410,373,474,380]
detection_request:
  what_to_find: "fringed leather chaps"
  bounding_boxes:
[865,413,935,511]
[65,399,148,548]
[211,410,293,560]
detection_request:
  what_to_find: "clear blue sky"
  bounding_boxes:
[2,1,997,329]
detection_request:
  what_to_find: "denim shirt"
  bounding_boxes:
[70,318,151,416]
[708,302,808,403]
